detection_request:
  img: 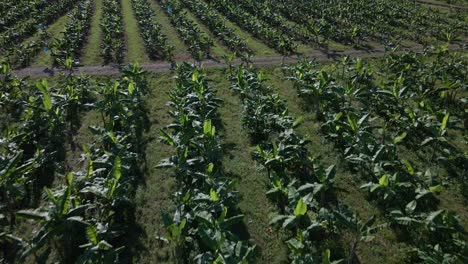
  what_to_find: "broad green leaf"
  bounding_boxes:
[347,114,357,132]
[322,249,331,264]
[16,210,47,221]
[224,215,244,227]
[210,188,219,202]
[293,116,303,128]
[405,200,417,214]
[207,163,214,173]
[294,198,307,216]
[334,112,343,121]
[378,174,389,187]
[192,70,199,83]
[86,225,98,245]
[404,160,414,176]
[128,82,135,95]
[429,185,443,193]
[36,80,52,111]
[393,132,407,144]
[113,156,122,181]
[440,113,449,132]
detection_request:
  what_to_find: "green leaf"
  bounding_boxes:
[393,132,407,144]
[223,215,244,227]
[16,210,47,221]
[207,163,214,174]
[203,120,214,136]
[128,82,135,95]
[405,200,417,214]
[404,160,414,176]
[440,113,449,132]
[86,225,98,245]
[347,114,357,132]
[293,116,303,128]
[429,185,443,193]
[294,198,307,216]
[322,249,331,264]
[210,188,219,202]
[113,156,122,181]
[36,80,52,111]
[378,174,389,187]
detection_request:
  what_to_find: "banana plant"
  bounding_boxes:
[17,173,88,262]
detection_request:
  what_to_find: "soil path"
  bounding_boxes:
[12,44,466,78]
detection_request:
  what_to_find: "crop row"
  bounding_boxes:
[284,48,466,262]
[0,62,93,261]
[183,0,251,58]
[269,0,466,44]
[158,63,255,262]
[208,0,296,55]
[0,62,149,262]
[226,65,381,262]
[50,0,94,65]
[131,0,174,61]
[101,0,124,64]
[231,0,312,44]
[0,0,78,45]
[158,0,213,61]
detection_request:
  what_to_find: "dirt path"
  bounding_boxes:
[11,43,466,78]
[416,0,468,10]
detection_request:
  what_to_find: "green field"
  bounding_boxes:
[0,0,467,263]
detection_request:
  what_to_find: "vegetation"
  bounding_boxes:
[0,0,467,263]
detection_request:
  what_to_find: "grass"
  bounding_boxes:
[81,0,104,65]
[209,69,289,263]
[132,73,176,263]
[121,0,151,64]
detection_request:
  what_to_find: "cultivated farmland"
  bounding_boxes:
[0,0,467,263]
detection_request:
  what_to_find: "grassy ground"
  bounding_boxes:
[81,0,104,65]
[121,0,151,64]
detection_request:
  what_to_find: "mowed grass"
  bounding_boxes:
[133,73,176,263]
[209,69,289,263]
[121,0,150,64]
[81,0,104,65]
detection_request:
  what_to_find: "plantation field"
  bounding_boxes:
[1,0,468,264]
[0,0,467,68]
